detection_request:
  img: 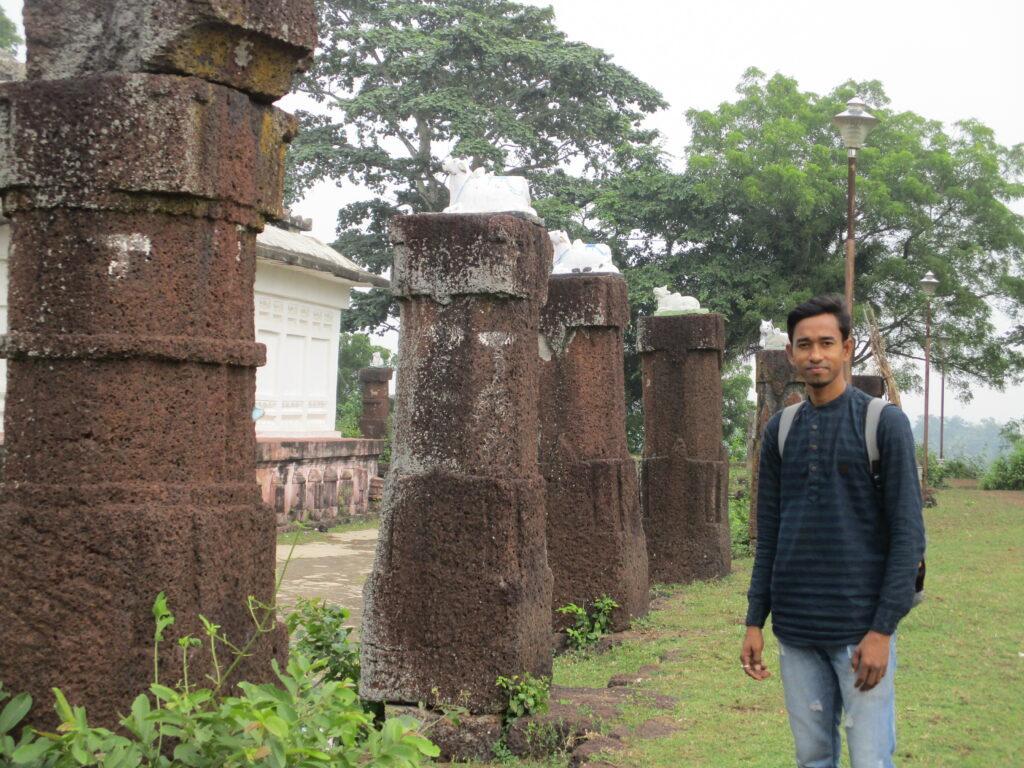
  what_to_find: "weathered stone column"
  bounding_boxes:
[0,0,315,727]
[853,374,886,398]
[749,350,805,541]
[361,213,553,714]
[638,314,731,584]
[358,366,393,439]
[538,274,648,631]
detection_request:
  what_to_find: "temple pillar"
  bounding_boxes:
[360,213,553,714]
[538,274,648,632]
[638,314,731,584]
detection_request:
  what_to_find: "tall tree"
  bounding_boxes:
[595,68,1024,399]
[0,7,22,55]
[286,0,665,330]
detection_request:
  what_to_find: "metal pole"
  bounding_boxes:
[922,297,932,491]
[844,150,856,383]
[940,356,945,460]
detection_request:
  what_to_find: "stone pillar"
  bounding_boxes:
[638,314,731,584]
[361,213,553,714]
[0,0,315,727]
[749,350,805,541]
[853,374,886,398]
[538,274,648,631]
[358,366,394,439]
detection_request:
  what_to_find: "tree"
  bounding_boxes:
[1,7,21,55]
[286,0,666,331]
[594,69,1024,400]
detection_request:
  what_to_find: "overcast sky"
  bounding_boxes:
[2,0,1020,429]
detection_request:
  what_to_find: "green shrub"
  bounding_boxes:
[556,595,619,651]
[728,481,753,559]
[939,453,987,480]
[980,442,1024,490]
[917,446,952,486]
[494,673,550,721]
[286,597,360,686]
[0,596,438,768]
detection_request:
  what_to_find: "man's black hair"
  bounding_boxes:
[787,294,852,341]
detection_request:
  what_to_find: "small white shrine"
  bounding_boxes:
[253,221,388,437]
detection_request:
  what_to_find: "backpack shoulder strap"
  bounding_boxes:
[865,397,888,469]
[777,401,804,457]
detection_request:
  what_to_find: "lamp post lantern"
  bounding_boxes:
[833,97,879,381]
[920,270,940,491]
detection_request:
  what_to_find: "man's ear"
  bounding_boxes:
[843,336,854,360]
[785,343,794,365]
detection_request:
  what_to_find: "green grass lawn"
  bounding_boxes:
[452,486,1024,767]
[275,517,379,546]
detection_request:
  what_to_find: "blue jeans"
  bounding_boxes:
[778,637,897,768]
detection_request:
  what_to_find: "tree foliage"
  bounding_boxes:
[0,7,21,55]
[287,0,666,330]
[593,69,1024,399]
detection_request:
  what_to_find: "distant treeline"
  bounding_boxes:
[911,415,1012,463]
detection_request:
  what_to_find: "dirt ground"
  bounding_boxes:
[275,529,378,630]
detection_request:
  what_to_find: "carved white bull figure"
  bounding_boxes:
[760,319,789,350]
[548,230,619,275]
[653,286,704,315]
[441,156,536,215]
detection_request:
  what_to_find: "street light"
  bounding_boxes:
[920,270,940,491]
[833,97,879,381]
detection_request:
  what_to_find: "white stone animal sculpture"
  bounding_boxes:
[653,286,704,315]
[441,156,537,215]
[760,319,789,350]
[548,230,620,275]
[549,230,572,266]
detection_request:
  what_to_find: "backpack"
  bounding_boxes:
[776,397,926,606]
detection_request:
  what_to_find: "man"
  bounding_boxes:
[741,295,926,768]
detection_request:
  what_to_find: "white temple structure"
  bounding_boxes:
[254,221,388,436]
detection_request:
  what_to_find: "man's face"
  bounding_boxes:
[786,313,853,390]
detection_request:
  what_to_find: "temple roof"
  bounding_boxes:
[256,224,389,288]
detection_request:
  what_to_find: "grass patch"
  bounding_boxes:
[449,486,1024,767]
[275,518,379,546]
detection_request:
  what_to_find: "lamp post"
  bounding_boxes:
[939,347,946,460]
[920,270,940,491]
[833,97,879,381]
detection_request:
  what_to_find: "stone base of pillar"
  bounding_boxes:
[360,471,552,714]
[641,452,731,585]
[0,485,285,728]
[546,457,648,632]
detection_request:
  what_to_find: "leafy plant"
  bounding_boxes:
[940,453,987,480]
[285,597,361,686]
[494,673,550,721]
[0,596,438,767]
[557,595,620,651]
[728,491,753,559]
[980,442,1024,490]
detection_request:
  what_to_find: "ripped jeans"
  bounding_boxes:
[777,637,897,768]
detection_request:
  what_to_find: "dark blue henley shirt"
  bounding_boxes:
[746,386,926,646]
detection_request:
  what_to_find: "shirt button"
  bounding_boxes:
[811,424,819,430]
[811,444,818,450]
[810,465,817,472]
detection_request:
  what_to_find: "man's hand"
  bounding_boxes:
[851,631,891,691]
[740,626,771,680]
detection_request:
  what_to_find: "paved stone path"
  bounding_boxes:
[276,529,378,631]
